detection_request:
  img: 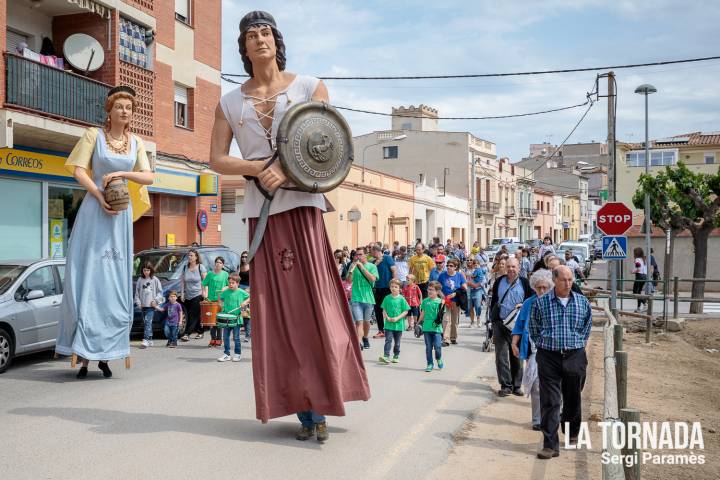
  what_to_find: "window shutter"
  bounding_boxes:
[174,84,188,105]
[7,30,29,55]
[221,188,236,213]
[175,0,189,19]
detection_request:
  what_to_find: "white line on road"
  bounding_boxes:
[366,353,495,480]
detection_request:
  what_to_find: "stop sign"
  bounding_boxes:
[597,202,633,235]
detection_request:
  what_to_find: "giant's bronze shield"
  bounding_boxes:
[247,102,353,262]
[276,101,353,193]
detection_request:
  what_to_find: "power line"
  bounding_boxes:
[334,101,591,120]
[221,55,720,81]
[221,72,593,120]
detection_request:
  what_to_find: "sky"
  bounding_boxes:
[219,0,720,162]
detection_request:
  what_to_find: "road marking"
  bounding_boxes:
[366,353,495,480]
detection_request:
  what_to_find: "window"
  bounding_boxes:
[160,196,188,216]
[15,266,58,301]
[175,0,191,24]
[120,18,151,69]
[0,178,41,261]
[626,150,676,167]
[705,152,716,165]
[401,122,412,130]
[174,84,189,128]
[48,185,86,259]
[7,29,30,54]
[383,146,398,159]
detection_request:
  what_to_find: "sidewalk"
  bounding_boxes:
[428,333,606,480]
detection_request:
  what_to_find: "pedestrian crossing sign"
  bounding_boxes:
[602,235,627,260]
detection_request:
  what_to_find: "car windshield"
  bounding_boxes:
[485,245,500,252]
[133,252,187,280]
[506,244,523,253]
[0,265,27,295]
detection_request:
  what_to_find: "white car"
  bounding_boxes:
[0,259,65,373]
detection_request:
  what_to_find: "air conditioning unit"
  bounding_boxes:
[348,210,361,222]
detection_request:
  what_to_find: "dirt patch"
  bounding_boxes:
[678,319,720,353]
[585,319,720,479]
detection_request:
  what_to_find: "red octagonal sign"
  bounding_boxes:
[597,202,633,235]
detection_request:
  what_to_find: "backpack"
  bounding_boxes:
[432,301,446,327]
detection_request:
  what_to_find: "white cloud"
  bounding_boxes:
[221,1,720,161]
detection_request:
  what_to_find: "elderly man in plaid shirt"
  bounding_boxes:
[529,265,592,460]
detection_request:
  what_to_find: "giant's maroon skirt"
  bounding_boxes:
[249,207,371,423]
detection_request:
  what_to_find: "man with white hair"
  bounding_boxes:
[529,265,593,460]
[489,256,532,397]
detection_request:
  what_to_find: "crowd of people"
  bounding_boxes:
[332,235,594,459]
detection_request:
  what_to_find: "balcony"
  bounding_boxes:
[505,206,516,217]
[476,201,500,214]
[5,53,110,126]
[518,207,538,219]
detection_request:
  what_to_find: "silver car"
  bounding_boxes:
[0,259,65,373]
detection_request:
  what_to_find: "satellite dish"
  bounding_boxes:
[63,33,105,73]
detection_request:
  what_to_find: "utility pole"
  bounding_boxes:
[469,159,476,249]
[607,71,618,318]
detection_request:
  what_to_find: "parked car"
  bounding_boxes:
[131,245,242,336]
[490,237,520,246]
[526,239,542,250]
[557,248,592,277]
[485,242,526,262]
[594,238,604,259]
[0,259,66,373]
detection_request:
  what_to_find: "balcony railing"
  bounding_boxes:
[518,207,539,218]
[476,201,500,214]
[505,206,516,217]
[5,53,110,126]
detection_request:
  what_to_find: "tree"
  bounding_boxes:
[634,162,720,313]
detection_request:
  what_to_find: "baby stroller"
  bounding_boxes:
[481,298,494,352]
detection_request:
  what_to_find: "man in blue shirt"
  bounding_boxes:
[490,257,532,397]
[371,245,396,338]
[529,265,592,460]
[429,254,446,283]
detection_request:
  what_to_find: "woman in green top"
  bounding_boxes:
[420,280,445,372]
[202,256,229,347]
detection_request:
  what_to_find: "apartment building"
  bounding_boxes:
[354,105,498,247]
[0,0,222,261]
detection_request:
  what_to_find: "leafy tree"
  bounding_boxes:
[633,162,720,313]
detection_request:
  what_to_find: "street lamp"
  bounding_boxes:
[635,83,657,298]
[361,134,407,181]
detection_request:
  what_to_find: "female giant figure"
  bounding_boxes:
[55,86,154,379]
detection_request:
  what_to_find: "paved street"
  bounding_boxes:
[0,325,499,480]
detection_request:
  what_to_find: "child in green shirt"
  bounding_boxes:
[379,279,410,364]
[217,273,250,362]
[202,256,229,347]
[420,280,445,372]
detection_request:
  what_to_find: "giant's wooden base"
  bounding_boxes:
[70,353,130,369]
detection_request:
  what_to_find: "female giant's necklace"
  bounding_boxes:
[105,129,129,154]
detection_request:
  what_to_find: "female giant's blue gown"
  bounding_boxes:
[55,131,137,361]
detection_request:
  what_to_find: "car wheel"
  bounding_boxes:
[0,327,14,374]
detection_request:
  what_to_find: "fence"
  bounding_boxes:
[599,305,645,480]
[4,53,110,126]
[585,276,720,319]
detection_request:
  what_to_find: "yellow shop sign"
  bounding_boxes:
[0,147,71,181]
[0,146,218,198]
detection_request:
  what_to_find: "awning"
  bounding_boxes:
[67,0,111,20]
